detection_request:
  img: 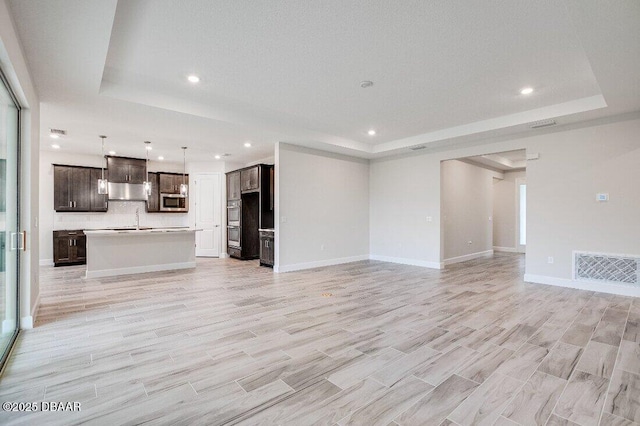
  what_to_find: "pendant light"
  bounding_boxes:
[180,146,188,196]
[97,135,108,194]
[143,141,152,196]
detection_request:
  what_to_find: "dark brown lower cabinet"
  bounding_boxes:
[53,230,86,266]
[259,230,274,267]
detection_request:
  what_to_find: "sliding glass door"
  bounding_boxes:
[0,69,20,368]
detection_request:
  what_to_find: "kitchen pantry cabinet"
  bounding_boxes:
[106,156,146,184]
[159,173,188,194]
[53,230,86,266]
[226,171,240,200]
[54,165,91,211]
[54,165,109,212]
[225,164,274,260]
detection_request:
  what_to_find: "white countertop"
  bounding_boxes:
[84,227,199,236]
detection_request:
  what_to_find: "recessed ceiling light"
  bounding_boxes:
[214,155,221,160]
[368,129,376,136]
[108,150,116,155]
[520,87,534,95]
[51,144,60,149]
[244,142,252,148]
[158,156,164,160]
[50,134,60,139]
[187,75,200,83]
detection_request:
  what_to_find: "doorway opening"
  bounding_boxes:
[440,149,526,269]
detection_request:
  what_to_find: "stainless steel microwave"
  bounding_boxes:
[160,193,188,212]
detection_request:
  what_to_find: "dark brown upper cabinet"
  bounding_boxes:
[106,156,146,184]
[89,168,108,212]
[227,171,241,200]
[159,173,188,194]
[53,165,91,211]
[146,172,160,212]
[240,166,259,192]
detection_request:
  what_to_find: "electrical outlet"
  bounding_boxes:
[320,244,324,251]
[548,257,554,264]
[281,216,287,223]
[426,216,432,222]
[468,240,473,245]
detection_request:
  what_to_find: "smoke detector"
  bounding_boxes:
[529,119,557,129]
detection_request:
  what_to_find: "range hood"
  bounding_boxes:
[108,182,148,201]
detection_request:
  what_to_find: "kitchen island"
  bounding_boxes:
[84,228,196,278]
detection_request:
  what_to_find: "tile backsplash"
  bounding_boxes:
[53,201,189,230]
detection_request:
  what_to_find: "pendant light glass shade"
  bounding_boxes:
[143,141,151,197]
[180,146,188,196]
[98,135,108,194]
[98,178,108,194]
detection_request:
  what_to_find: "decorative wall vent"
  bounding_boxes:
[574,252,638,285]
[410,145,426,151]
[50,128,67,136]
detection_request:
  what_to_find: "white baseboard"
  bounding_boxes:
[39,258,54,266]
[20,292,41,330]
[85,261,197,279]
[219,253,229,259]
[493,246,518,253]
[369,255,443,269]
[443,250,493,266]
[275,255,369,273]
[524,274,640,298]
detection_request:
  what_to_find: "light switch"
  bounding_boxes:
[426,216,432,222]
[596,193,609,202]
[281,216,287,223]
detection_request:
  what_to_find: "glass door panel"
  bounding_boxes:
[0,70,20,368]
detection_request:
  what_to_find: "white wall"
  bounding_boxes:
[1,0,40,327]
[275,143,369,272]
[369,154,442,268]
[493,170,526,251]
[525,118,640,287]
[441,160,494,263]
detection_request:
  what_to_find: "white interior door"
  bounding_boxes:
[194,173,221,257]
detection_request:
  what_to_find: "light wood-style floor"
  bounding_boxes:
[0,254,639,425]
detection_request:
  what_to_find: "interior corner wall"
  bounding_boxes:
[493,170,526,251]
[1,0,40,327]
[275,143,369,272]
[441,160,494,263]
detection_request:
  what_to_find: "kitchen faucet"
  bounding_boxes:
[135,208,140,230]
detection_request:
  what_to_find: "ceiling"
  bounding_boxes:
[7,0,640,163]
[464,149,527,172]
